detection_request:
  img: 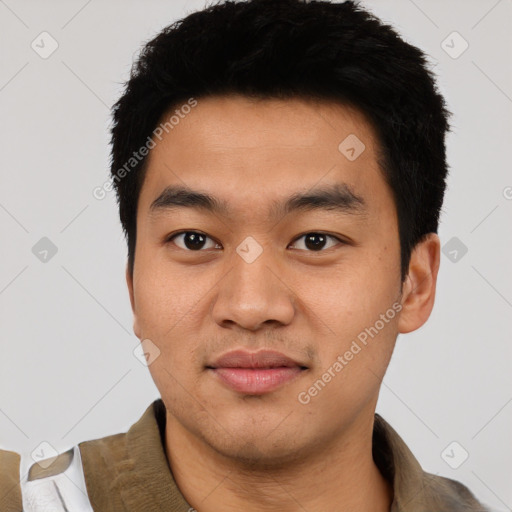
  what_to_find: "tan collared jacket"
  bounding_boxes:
[1,399,490,511]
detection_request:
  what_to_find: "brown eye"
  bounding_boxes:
[289,232,343,251]
[168,231,220,251]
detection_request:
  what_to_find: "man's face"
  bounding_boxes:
[128,95,407,464]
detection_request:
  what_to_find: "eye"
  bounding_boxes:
[166,230,345,252]
[167,231,221,251]
[289,232,344,252]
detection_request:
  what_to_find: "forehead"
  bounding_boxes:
[138,95,391,220]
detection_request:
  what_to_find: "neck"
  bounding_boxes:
[164,411,394,512]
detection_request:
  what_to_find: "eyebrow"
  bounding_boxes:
[149,183,368,220]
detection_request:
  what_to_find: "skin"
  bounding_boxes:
[126,94,440,511]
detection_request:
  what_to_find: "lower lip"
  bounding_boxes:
[210,367,305,394]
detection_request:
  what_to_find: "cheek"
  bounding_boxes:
[134,264,199,332]
[299,280,398,415]
[303,255,400,356]
[133,282,202,380]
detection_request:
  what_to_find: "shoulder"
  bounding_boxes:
[373,414,490,511]
[10,401,162,512]
[419,470,490,511]
[0,448,22,512]
[15,429,134,512]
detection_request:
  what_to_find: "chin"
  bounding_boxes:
[217,443,303,470]
[204,426,309,470]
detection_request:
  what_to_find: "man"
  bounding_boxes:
[1,0,490,510]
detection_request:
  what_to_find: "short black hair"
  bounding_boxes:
[109,0,451,283]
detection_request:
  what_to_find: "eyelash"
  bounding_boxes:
[165,231,346,252]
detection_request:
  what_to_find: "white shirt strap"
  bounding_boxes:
[20,445,94,512]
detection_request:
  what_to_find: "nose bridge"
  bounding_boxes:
[211,237,295,330]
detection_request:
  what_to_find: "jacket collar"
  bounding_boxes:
[81,399,485,511]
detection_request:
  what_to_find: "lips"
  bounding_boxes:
[207,349,308,394]
[208,349,306,369]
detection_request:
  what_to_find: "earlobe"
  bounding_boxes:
[397,233,441,335]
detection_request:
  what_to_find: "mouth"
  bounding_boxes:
[206,349,308,395]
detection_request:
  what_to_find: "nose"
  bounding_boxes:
[211,245,295,332]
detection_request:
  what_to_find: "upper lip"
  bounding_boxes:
[207,349,307,369]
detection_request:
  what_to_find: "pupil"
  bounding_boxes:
[184,232,206,250]
[305,233,326,251]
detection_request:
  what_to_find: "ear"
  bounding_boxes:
[126,262,141,339]
[397,233,441,334]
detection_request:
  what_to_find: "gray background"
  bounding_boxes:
[1,0,511,510]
